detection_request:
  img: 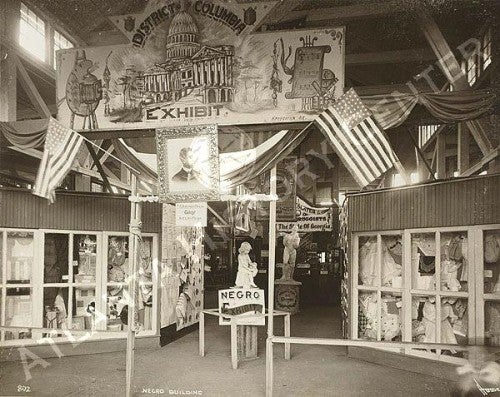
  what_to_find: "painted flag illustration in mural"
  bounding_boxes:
[315,88,398,187]
[33,118,84,203]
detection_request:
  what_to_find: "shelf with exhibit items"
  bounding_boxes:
[0,228,159,346]
[344,174,500,365]
[0,188,162,348]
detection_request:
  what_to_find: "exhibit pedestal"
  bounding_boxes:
[237,325,258,359]
[274,279,301,314]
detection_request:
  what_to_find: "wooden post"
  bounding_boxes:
[126,174,141,397]
[199,311,205,357]
[457,123,470,175]
[266,337,274,397]
[266,165,277,396]
[436,131,446,179]
[406,128,436,181]
[237,325,258,359]
[230,319,238,370]
[284,314,290,360]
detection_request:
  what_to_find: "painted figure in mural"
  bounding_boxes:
[280,225,300,281]
[235,242,258,288]
[172,147,203,183]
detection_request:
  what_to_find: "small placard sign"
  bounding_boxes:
[175,202,207,227]
[218,288,265,326]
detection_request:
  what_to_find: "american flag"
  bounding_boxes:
[315,88,398,187]
[33,118,84,202]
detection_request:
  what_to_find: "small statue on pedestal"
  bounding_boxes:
[235,242,258,288]
[280,225,301,282]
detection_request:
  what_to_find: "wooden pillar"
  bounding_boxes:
[46,24,54,68]
[237,325,258,359]
[457,123,470,175]
[266,166,277,397]
[121,163,131,185]
[436,131,446,179]
[126,174,141,397]
[0,0,19,122]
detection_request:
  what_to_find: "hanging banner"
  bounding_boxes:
[175,202,208,227]
[56,0,345,130]
[277,197,333,232]
[218,288,265,326]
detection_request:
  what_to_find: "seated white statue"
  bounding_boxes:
[235,242,258,288]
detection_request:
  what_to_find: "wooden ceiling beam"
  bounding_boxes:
[347,48,436,65]
[306,1,403,22]
[14,55,51,118]
[354,82,433,96]
[416,9,494,156]
[461,147,499,176]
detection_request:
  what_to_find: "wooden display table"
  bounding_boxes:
[199,309,291,369]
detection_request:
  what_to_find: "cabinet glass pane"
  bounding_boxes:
[381,293,402,341]
[485,301,500,347]
[440,297,467,357]
[381,235,403,288]
[107,236,129,283]
[358,236,378,287]
[412,295,436,343]
[106,285,128,331]
[441,232,468,292]
[44,234,69,284]
[139,237,153,283]
[6,232,34,283]
[483,230,500,294]
[411,233,436,291]
[43,287,69,329]
[358,291,378,340]
[5,288,32,340]
[138,288,153,331]
[73,234,97,283]
[72,287,96,330]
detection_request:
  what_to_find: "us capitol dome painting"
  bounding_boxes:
[141,6,234,106]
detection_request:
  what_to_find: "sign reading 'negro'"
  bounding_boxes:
[218,288,265,326]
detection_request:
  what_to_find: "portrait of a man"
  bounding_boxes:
[172,147,203,183]
[156,125,220,202]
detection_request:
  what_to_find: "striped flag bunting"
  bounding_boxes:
[33,118,84,203]
[315,88,398,187]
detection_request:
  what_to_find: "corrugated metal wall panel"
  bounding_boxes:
[348,175,500,232]
[0,189,162,233]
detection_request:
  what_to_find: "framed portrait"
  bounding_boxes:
[156,125,220,202]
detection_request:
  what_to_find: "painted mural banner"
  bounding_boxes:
[276,197,333,233]
[218,288,265,326]
[56,0,345,130]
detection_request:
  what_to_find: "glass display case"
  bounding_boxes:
[355,233,403,343]
[352,226,487,364]
[0,228,159,345]
[478,227,500,347]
